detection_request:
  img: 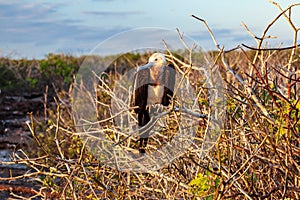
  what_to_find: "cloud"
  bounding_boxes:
[1,1,254,58]
[0,2,132,58]
[0,2,59,19]
[188,27,254,50]
[91,0,117,1]
[82,10,144,17]
[0,2,67,43]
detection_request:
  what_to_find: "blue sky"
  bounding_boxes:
[1,0,300,58]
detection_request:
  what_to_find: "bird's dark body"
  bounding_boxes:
[132,56,175,153]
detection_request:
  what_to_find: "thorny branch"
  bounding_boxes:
[191,1,300,199]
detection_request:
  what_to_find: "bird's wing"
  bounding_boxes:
[162,64,176,106]
[131,67,149,112]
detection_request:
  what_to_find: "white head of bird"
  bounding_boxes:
[146,53,166,81]
[138,53,166,70]
[148,53,166,65]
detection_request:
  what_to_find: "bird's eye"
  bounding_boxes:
[154,58,158,61]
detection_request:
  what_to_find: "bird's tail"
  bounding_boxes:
[138,109,150,153]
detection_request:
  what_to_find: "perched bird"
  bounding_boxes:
[131,53,176,153]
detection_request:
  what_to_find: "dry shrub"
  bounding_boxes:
[0,2,299,199]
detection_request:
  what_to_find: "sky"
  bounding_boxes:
[1,0,300,59]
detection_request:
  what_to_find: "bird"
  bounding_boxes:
[131,53,176,153]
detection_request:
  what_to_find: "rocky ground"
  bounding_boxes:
[0,91,44,199]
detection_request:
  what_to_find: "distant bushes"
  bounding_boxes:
[0,54,83,95]
[39,53,82,88]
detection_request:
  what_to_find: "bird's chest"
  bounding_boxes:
[147,85,164,105]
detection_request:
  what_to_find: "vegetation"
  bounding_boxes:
[0,2,300,199]
[0,53,83,96]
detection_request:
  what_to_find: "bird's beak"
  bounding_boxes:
[147,62,154,68]
[138,62,154,71]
